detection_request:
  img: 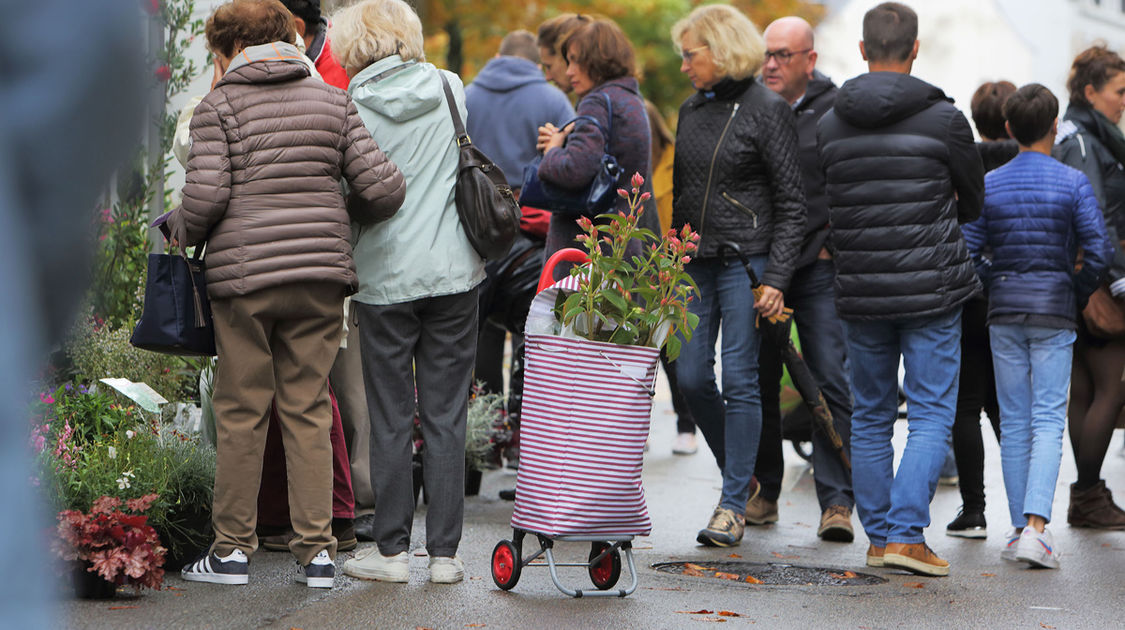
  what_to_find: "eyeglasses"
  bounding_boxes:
[681,45,709,62]
[764,48,812,64]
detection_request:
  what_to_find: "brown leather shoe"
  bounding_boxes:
[260,518,357,553]
[817,505,855,542]
[883,542,949,577]
[866,544,885,568]
[260,529,296,552]
[1068,481,1125,530]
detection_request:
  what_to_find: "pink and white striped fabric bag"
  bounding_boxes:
[511,275,660,537]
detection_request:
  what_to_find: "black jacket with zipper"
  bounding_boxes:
[817,71,983,321]
[790,71,837,269]
[672,77,806,291]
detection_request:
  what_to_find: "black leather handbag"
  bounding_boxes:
[439,73,521,261]
[519,92,621,218]
[130,244,216,357]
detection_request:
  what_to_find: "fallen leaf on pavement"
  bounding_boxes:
[829,572,857,580]
[717,611,742,617]
[1040,624,1055,629]
[981,573,996,577]
[698,618,728,623]
[108,606,139,610]
[745,575,763,584]
[164,586,182,591]
[676,609,714,615]
[903,582,925,589]
[470,576,482,580]
[684,567,705,577]
[727,553,742,558]
[685,563,708,572]
[771,552,798,559]
[715,572,740,581]
[466,624,486,628]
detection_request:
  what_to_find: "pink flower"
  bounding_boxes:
[640,192,652,202]
[631,172,645,189]
[39,392,55,405]
[617,188,629,199]
[100,208,115,223]
[682,256,692,264]
[155,65,172,82]
[142,0,161,16]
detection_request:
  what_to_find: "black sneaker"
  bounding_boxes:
[295,550,335,588]
[945,508,987,538]
[181,549,249,585]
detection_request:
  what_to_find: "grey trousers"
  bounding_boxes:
[355,288,478,557]
[332,304,374,516]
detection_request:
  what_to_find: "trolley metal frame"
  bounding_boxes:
[492,527,639,598]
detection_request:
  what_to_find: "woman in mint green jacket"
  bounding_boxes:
[330,0,484,586]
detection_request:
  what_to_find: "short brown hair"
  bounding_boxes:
[537,13,593,55]
[970,81,1017,140]
[558,19,635,86]
[862,2,917,64]
[1067,45,1125,108]
[1003,83,1058,146]
[206,0,295,58]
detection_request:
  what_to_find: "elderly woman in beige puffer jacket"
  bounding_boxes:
[169,0,404,590]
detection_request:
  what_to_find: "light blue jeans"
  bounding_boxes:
[989,324,1075,527]
[844,307,962,546]
[676,256,768,514]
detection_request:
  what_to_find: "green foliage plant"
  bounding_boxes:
[465,384,511,471]
[557,172,701,360]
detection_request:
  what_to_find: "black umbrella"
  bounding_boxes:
[717,242,851,472]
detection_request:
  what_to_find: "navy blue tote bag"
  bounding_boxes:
[130,246,216,356]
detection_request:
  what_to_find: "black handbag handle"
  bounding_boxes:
[155,219,207,328]
[438,73,472,149]
[559,92,613,153]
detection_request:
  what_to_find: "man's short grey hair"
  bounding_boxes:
[499,30,539,63]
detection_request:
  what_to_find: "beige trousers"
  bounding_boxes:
[210,282,344,565]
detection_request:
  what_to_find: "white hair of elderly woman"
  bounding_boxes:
[330,0,426,77]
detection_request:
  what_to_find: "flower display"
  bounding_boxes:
[54,493,166,591]
[557,172,701,359]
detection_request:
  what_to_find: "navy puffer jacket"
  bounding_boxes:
[817,72,984,320]
[962,152,1111,327]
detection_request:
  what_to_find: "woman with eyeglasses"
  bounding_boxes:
[669,3,806,547]
[535,18,657,278]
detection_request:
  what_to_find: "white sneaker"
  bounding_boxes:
[672,432,698,455]
[1000,528,1022,562]
[342,548,408,582]
[429,555,464,584]
[1015,526,1060,569]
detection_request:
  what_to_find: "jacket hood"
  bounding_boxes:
[470,56,548,92]
[804,70,836,104]
[220,42,310,85]
[834,72,950,129]
[349,56,445,122]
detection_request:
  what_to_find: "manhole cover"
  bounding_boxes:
[653,561,887,586]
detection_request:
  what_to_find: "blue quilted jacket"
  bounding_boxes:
[962,151,1112,326]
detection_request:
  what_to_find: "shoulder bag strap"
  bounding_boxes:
[438,72,471,148]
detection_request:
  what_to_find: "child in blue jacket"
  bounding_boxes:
[963,83,1113,569]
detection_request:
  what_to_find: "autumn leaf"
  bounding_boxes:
[684,567,705,577]
[771,552,798,559]
[745,575,763,584]
[718,611,742,617]
[699,618,728,623]
[676,609,714,615]
[903,582,925,589]
[685,563,708,572]
[1040,624,1056,629]
[828,572,857,580]
[714,572,741,581]
[981,573,996,577]
[728,553,742,558]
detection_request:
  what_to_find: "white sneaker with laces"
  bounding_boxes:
[342,548,409,582]
[429,555,464,584]
[672,432,698,455]
[1000,528,1021,562]
[1015,526,1060,569]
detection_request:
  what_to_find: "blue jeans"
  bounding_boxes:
[676,256,767,514]
[844,307,962,546]
[757,260,854,510]
[990,324,1074,527]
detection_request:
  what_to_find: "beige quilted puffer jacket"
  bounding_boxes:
[170,43,405,299]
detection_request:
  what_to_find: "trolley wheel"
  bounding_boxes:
[587,542,622,590]
[492,540,521,590]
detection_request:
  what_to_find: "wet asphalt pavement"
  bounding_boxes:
[62,371,1125,629]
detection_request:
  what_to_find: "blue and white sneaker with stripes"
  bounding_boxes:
[1015,526,1060,569]
[296,550,335,588]
[1000,528,1021,562]
[181,549,249,584]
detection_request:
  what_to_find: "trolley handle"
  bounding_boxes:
[537,248,589,294]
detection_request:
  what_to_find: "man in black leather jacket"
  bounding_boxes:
[816,2,983,577]
[751,16,856,545]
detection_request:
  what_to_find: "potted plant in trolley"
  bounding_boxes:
[508,172,700,539]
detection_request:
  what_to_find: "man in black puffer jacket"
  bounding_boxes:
[816,2,983,578]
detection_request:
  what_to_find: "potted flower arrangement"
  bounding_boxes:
[54,494,166,598]
[31,383,216,584]
[555,173,701,359]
